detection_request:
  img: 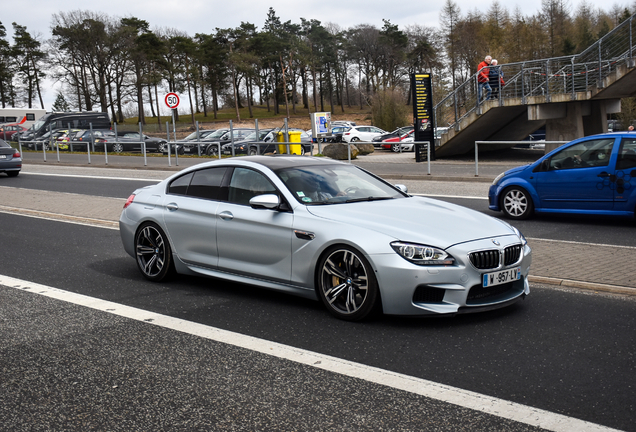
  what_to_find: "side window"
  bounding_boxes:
[549,139,614,170]
[617,138,636,170]
[168,172,194,196]
[228,168,277,206]
[187,167,227,200]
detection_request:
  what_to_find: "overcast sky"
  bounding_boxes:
[1,0,632,108]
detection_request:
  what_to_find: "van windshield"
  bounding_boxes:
[31,115,50,132]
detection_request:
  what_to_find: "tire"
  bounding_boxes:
[501,187,534,220]
[112,143,124,153]
[249,147,258,156]
[157,142,166,153]
[350,137,360,142]
[6,171,19,177]
[316,246,380,321]
[300,145,306,156]
[134,223,174,282]
[391,143,400,152]
[206,145,218,156]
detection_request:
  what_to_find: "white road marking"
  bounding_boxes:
[20,171,161,182]
[0,274,621,432]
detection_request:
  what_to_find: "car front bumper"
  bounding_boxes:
[370,236,531,316]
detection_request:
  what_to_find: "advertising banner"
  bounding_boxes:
[411,73,435,161]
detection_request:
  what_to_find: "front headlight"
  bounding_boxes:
[492,171,506,186]
[391,242,455,266]
[511,226,528,247]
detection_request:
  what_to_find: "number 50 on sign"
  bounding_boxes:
[165,92,180,109]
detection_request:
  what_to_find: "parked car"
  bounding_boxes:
[380,130,416,152]
[25,129,74,151]
[331,120,357,128]
[342,126,388,143]
[193,128,254,156]
[247,129,313,155]
[0,123,28,141]
[0,139,21,177]
[120,155,531,321]
[94,132,168,153]
[489,132,636,220]
[221,129,273,156]
[372,126,414,148]
[328,126,351,143]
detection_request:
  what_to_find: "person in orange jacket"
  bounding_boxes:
[477,55,492,102]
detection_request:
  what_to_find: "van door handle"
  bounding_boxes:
[166,203,178,211]
[219,211,234,221]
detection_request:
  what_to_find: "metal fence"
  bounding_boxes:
[435,14,636,132]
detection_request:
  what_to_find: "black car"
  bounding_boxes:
[94,132,167,153]
[328,126,350,143]
[247,129,312,155]
[200,128,254,156]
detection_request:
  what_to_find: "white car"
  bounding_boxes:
[342,126,388,143]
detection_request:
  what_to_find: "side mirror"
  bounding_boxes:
[394,184,408,193]
[249,194,280,210]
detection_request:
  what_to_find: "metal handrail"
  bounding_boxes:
[434,14,636,136]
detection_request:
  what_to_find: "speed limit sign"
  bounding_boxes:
[165,92,180,109]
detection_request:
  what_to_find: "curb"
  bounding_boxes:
[528,275,636,296]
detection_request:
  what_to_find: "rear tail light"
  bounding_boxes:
[13,151,20,158]
[123,194,135,209]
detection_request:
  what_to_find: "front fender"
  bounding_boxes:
[489,178,539,211]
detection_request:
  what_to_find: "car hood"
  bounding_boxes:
[306,196,515,249]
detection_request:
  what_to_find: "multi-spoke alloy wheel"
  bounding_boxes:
[502,187,533,220]
[135,223,173,281]
[113,143,124,153]
[317,247,379,321]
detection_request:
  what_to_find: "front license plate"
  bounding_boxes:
[483,267,521,287]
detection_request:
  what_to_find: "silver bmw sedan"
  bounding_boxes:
[120,156,531,321]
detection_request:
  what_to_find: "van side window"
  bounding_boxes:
[617,138,636,170]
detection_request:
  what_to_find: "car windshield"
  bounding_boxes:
[206,129,229,139]
[276,164,405,205]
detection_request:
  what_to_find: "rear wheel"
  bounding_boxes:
[317,246,380,321]
[501,187,534,220]
[134,223,174,282]
[112,143,124,153]
[6,171,19,177]
[350,137,360,142]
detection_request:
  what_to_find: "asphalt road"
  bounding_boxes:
[1,166,635,431]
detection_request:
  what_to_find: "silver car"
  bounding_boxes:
[120,156,531,321]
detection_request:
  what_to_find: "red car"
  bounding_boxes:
[0,124,28,141]
[381,130,415,152]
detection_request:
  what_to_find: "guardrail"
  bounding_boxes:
[474,141,566,176]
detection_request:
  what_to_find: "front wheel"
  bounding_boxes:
[391,143,401,152]
[157,142,167,153]
[206,145,218,156]
[249,147,258,156]
[317,246,380,321]
[134,223,174,282]
[501,187,534,220]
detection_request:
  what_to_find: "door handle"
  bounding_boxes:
[166,203,178,211]
[597,172,609,178]
[219,211,234,221]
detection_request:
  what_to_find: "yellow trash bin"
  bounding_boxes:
[276,131,302,155]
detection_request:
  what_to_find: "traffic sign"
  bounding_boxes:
[165,92,180,109]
